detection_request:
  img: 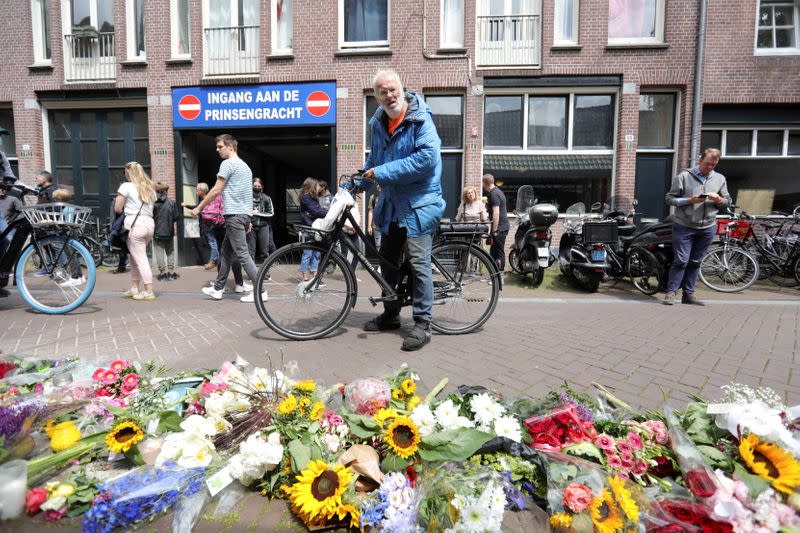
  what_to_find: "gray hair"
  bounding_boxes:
[196,182,209,193]
[372,69,403,93]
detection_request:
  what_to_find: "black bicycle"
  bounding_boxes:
[253,176,501,341]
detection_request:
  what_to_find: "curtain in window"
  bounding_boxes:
[344,0,387,42]
[178,0,190,54]
[608,0,655,39]
[554,0,575,42]
[135,0,145,55]
[276,0,293,49]
[442,0,464,46]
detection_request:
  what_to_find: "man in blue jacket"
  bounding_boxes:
[361,69,445,351]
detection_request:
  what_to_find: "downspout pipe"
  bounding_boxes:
[690,0,709,163]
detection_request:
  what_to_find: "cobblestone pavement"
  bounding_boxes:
[2,266,799,532]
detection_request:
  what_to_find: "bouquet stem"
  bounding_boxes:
[27,432,107,486]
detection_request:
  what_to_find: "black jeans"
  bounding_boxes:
[211,220,244,287]
[490,230,508,271]
[247,224,272,262]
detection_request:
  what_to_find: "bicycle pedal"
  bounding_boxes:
[367,297,379,307]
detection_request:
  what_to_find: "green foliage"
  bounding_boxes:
[287,439,311,472]
[156,410,183,434]
[469,452,547,497]
[418,429,493,463]
[341,413,380,439]
[733,462,772,498]
[562,441,604,462]
[381,453,412,473]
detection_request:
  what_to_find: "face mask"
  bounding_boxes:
[253,188,262,193]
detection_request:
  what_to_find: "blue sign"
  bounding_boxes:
[172,81,336,129]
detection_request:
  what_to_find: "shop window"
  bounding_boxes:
[607,0,664,45]
[757,1,799,53]
[638,93,675,149]
[484,96,523,149]
[757,130,784,155]
[340,0,389,49]
[272,0,293,53]
[554,0,579,46]
[126,0,146,60]
[171,0,190,57]
[726,131,753,155]
[701,130,722,152]
[789,130,800,155]
[31,0,51,64]
[528,95,568,149]
[440,0,464,49]
[572,95,614,149]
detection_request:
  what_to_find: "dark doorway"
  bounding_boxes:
[634,153,673,223]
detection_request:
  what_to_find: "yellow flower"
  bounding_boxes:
[401,378,416,395]
[52,483,75,498]
[286,460,353,527]
[335,503,361,529]
[609,476,639,522]
[739,433,800,494]
[299,397,312,414]
[590,489,624,533]
[406,396,421,411]
[44,419,56,438]
[549,512,573,529]
[310,402,325,421]
[294,380,317,392]
[49,421,81,452]
[392,389,405,401]
[105,420,144,454]
[278,395,298,415]
[384,416,421,459]
[373,407,398,427]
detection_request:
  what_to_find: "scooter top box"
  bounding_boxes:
[529,204,558,227]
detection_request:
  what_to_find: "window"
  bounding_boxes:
[553,0,578,45]
[476,0,541,67]
[702,128,800,157]
[203,0,260,75]
[572,95,614,149]
[638,93,675,149]
[757,130,784,155]
[0,108,17,179]
[364,95,379,151]
[726,131,753,155]
[426,95,464,219]
[171,0,190,57]
[528,96,567,149]
[607,0,664,45]
[756,1,799,53]
[484,96,523,149]
[31,0,52,63]
[700,130,722,152]
[789,131,800,155]
[440,0,464,48]
[126,0,145,59]
[339,0,389,49]
[272,0,293,53]
[71,0,115,33]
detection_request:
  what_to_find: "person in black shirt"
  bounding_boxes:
[248,177,274,263]
[482,174,509,271]
[34,170,55,204]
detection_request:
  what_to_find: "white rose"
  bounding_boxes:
[180,414,219,437]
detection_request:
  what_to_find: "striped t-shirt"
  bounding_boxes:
[218,157,253,215]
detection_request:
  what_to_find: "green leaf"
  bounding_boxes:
[562,442,603,462]
[342,413,380,439]
[733,462,771,498]
[418,429,493,463]
[571,512,593,533]
[156,410,183,434]
[381,453,412,473]
[288,439,311,472]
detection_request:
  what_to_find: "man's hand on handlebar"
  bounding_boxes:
[362,168,375,180]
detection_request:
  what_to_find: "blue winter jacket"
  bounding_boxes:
[364,92,445,237]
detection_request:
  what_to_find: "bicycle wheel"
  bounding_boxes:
[794,255,800,285]
[765,241,799,287]
[430,241,499,335]
[253,243,355,340]
[699,247,758,292]
[626,248,662,296]
[15,236,96,314]
[82,238,104,267]
[508,248,521,274]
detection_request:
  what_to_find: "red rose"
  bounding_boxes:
[531,433,561,448]
[685,468,717,498]
[26,487,48,516]
[651,526,689,533]
[554,406,577,425]
[582,422,598,439]
[649,455,678,478]
[700,520,733,533]
[526,417,557,435]
[567,427,586,443]
[43,508,67,522]
[661,500,702,523]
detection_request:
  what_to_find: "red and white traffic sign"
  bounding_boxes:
[305,91,331,118]
[178,95,202,120]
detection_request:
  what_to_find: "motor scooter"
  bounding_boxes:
[558,201,618,292]
[507,185,558,285]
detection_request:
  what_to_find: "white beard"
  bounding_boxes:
[381,97,406,119]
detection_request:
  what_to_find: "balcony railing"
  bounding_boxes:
[203,26,260,77]
[64,32,116,82]
[476,14,541,68]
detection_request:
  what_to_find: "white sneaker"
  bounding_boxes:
[235,282,253,293]
[58,276,86,288]
[240,291,268,303]
[201,286,223,300]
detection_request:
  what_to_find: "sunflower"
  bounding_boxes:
[309,401,325,421]
[334,503,361,529]
[373,407,398,427]
[287,460,353,527]
[609,476,639,522]
[590,489,624,533]
[406,395,421,411]
[278,395,298,415]
[295,380,317,392]
[105,420,144,454]
[391,389,405,401]
[549,512,573,529]
[299,397,312,414]
[384,416,421,459]
[739,434,800,494]
[401,378,416,395]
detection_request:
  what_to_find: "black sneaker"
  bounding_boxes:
[157,273,165,281]
[363,313,402,332]
[682,292,705,306]
[402,321,432,351]
[112,267,128,274]
[169,272,180,280]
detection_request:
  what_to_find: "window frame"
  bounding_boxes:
[440,0,464,49]
[126,0,146,61]
[170,0,191,58]
[606,0,665,46]
[636,91,679,152]
[754,0,800,55]
[31,0,52,65]
[702,127,800,158]
[553,0,579,46]
[338,0,391,50]
[271,0,293,54]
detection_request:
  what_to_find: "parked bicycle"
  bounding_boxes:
[0,180,96,313]
[252,174,501,341]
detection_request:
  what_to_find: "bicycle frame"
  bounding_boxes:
[0,216,83,280]
[733,218,800,273]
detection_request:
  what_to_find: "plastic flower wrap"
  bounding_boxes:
[344,377,391,416]
[664,407,723,500]
[359,471,418,532]
[524,404,597,451]
[82,462,205,533]
[229,431,283,486]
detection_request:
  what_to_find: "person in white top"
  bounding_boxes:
[114,162,156,301]
[455,186,489,224]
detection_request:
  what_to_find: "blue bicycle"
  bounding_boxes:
[0,181,96,313]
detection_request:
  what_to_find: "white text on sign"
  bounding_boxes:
[207,90,301,104]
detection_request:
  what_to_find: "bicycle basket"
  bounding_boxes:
[716,219,749,238]
[22,203,92,228]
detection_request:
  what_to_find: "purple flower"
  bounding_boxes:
[0,401,42,441]
[557,392,594,422]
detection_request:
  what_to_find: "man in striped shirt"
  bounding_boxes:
[191,134,267,303]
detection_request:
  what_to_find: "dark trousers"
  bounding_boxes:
[247,224,272,262]
[211,223,243,286]
[490,230,508,271]
[340,232,360,272]
[378,223,434,323]
[666,223,716,294]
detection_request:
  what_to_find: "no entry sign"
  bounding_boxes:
[306,91,331,118]
[177,95,201,120]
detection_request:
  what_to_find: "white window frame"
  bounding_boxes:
[126,0,146,61]
[607,0,665,46]
[553,0,579,46]
[635,90,680,153]
[705,127,800,158]
[754,1,800,56]
[440,0,464,49]
[271,0,293,54]
[170,0,191,59]
[31,0,52,65]
[338,0,390,50]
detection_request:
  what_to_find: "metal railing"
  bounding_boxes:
[203,25,260,77]
[476,14,541,68]
[64,32,116,82]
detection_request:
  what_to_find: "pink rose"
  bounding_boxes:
[655,431,669,445]
[43,508,67,522]
[109,360,128,373]
[325,411,344,426]
[620,451,634,463]
[563,483,592,513]
[595,433,616,450]
[604,446,618,458]
[33,383,43,393]
[620,458,634,469]
[626,432,643,450]
[632,460,648,476]
[607,455,623,468]
[92,368,106,381]
[616,441,632,454]
[26,487,47,515]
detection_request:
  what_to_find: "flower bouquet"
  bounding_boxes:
[285,459,359,530]
[0,355,79,400]
[665,407,724,500]
[91,359,142,406]
[359,471,418,531]
[26,473,100,521]
[525,404,597,451]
